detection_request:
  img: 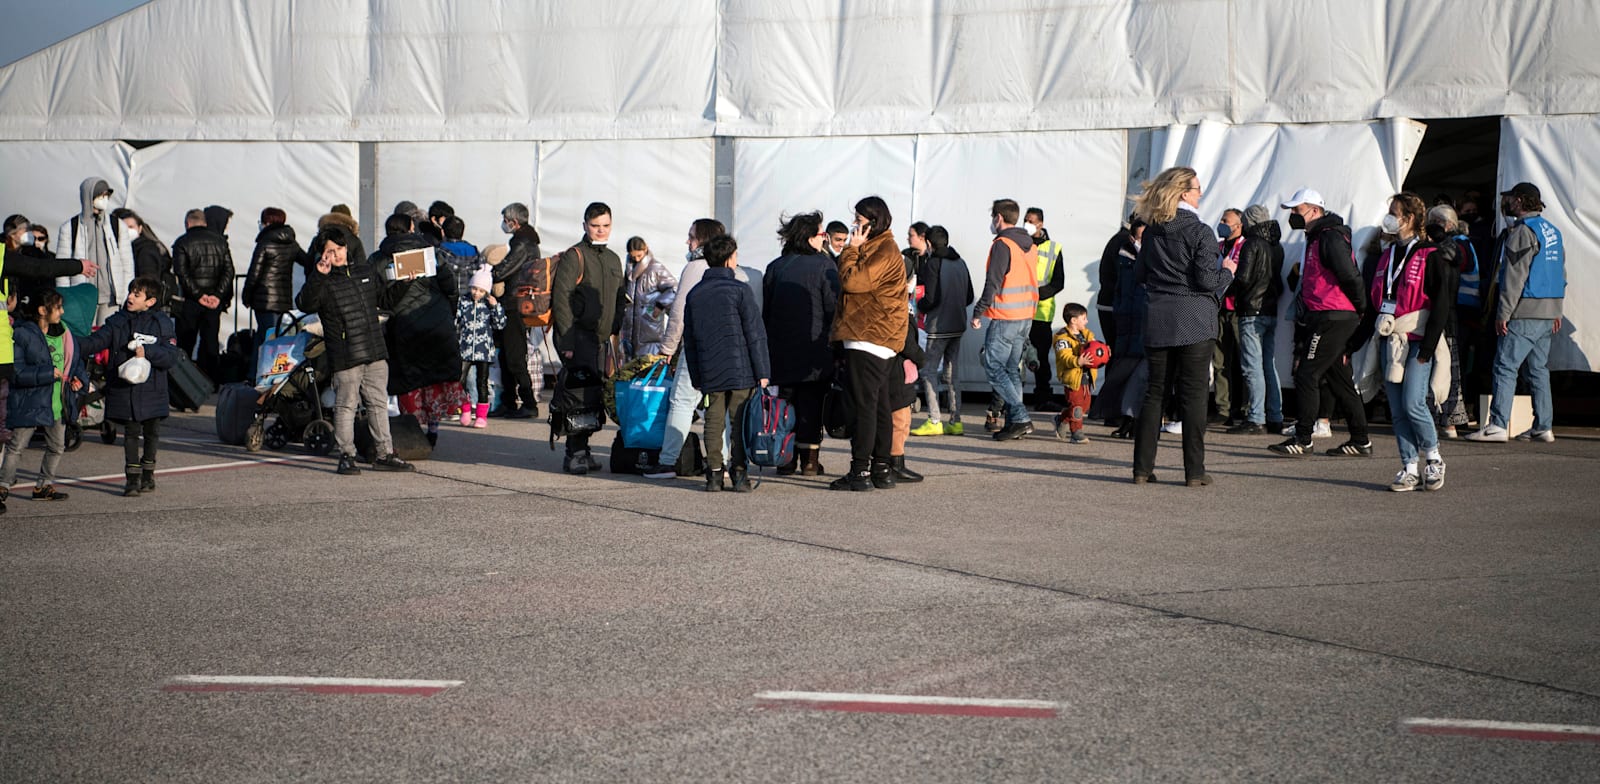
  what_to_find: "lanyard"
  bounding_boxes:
[1384,239,1418,301]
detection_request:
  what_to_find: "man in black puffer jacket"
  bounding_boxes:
[172,207,235,383]
[1227,205,1287,434]
[297,227,414,477]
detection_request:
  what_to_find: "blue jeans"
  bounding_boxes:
[981,318,1031,425]
[1236,316,1283,425]
[1384,341,1438,465]
[1489,319,1555,432]
[658,350,730,466]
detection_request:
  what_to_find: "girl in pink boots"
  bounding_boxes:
[456,267,506,428]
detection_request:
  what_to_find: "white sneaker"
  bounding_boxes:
[1161,421,1183,434]
[1515,428,1555,443]
[1423,459,1446,491]
[1390,469,1420,492]
[1312,420,1332,439]
[1466,425,1509,443]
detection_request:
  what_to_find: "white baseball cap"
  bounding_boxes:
[1280,188,1325,210]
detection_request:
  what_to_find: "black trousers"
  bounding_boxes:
[845,350,895,465]
[495,322,537,410]
[1029,319,1055,397]
[1292,312,1368,444]
[177,301,222,382]
[1133,341,1211,480]
[780,379,829,446]
[118,417,162,470]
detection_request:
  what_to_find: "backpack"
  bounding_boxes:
[742,388,796,469]
[511,246,581,329]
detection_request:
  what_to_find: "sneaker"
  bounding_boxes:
[1312,420,1333,439]
[993,421,1034,441]
[32,485,68,501]
[1390,469,1420,492]
[641,461,677,480]
[1515,428,1555,443]
[1053,416,1071,442]
[371,453,416,472]
[1279,421,1299,436]
[1423,459,1446,491]
[1226,422,1265,435]
[1325,440,1374,457]
[1440,426,1459,440]
[583,452,601,472]
[563,452,590,475]
[1466,424,1509,443]
[1161,420,1183,435]
[910,419,945,437]
[943,422,965,436]
[1069,431,1089,445]
[984,412,1004,433]
[1269,438,1314,457]
[829,468,874,492]
[337,454,362,475]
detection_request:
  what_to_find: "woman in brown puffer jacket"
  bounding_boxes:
[830,196,909,492]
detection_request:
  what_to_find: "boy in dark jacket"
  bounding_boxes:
[297,227,415,477]
[77,277,180,496]
[682,235,770,493]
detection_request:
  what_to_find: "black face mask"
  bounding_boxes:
[1424,224,1446,242]
[1288,213,1307,230]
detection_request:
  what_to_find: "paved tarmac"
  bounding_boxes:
[2,404,1597,782]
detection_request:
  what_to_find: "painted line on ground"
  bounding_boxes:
[1401,717,1600,744]
[755,690,1059,718]
[161,675,463,696]
[45,454,322,489]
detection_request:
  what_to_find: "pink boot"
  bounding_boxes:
[473,403,490,428]
[460,407,475,427]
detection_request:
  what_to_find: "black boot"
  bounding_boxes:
[776,450,800,476]
[123,470,141,498]
[705,468,724,492]
[139,463,156,493]
[829,460,873,491]
[730,465,752,493]
[890,455,923,483]
[870,458,896,489]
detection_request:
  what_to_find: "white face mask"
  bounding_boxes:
[92,195,110,211]
[1381,213,1401,234]
[1027,222,1043,237]
[501,219,514,235]
[19,231,34,246]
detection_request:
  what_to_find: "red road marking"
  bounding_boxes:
[755,691,1058,719]
[1402,718,1600,744]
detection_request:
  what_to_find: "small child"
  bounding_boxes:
[1,291,88,511]
[682,234,769,493]
[456,266,506,428]
[1051,302,1096,444]
[77,276,180,496]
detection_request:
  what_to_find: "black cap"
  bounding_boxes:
[1500,182,1541,201]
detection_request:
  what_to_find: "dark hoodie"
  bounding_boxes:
[973,225,1035,317]
[203,205,233,236]
[1230,218,1285,317]
[916,243,973,338]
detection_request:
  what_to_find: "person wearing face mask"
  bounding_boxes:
[55,177,134,332]
[621,236,677,359]
[1226,205,1285,436]
[1467,182,1566,443]
[488,202,542,419]
[825,221,850,261]
[1360,193,1457,491]
[1214,208,1246,426]
[2,214,93,447]
[109,209,177,315]
[971,199,1040,443]
[1270,188,1372,458]
[1023,208,1067,411]
[1423,205,1472,439]
[550,202,626,476]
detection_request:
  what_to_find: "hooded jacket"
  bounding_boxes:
[763,250,840,385]
[916,244,973,338]
[296,228,388,372]
[172,223,235,309]
[243,224,304,313]
[1230,218,1286,318]
[683,266,770,393]
[55,177,135,299]
[622,253,678,358]
[7,321,89,427]
[75,307,180,422]
[382,268,460,395]
[832,230,908,351]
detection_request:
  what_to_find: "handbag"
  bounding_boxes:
[822,363,854,440]
[615,359,673,449]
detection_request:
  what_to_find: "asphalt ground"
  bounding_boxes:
[2,404,1597,782]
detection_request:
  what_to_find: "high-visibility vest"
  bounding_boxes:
[983,237,1040,321]
[0,245,11,367]
[1033,238,1060,322]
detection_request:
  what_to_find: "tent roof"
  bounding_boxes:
[2,0,1598,142]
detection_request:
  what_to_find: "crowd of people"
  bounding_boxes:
[0,170,1568,510]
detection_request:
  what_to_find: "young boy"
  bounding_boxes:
[77,276,181,496]
[681,235,770,492]
[1,291,89,511]
[1051,302,1096,444]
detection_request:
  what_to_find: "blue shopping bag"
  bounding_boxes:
[615,359,673,449]
[256,318,311,388]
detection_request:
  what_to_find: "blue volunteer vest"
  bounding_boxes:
[1452,234,1481,308]
[1500,215,1566,299]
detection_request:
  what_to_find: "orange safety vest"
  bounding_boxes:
[983,236,1040,321]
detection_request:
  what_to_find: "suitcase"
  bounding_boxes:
[355,412,433,463]
[214,382,261,445]
[609,430,704,476]
[216,329,256,385]
[168,354,214,412]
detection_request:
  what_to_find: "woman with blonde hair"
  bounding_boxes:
[1131,167,1236,486]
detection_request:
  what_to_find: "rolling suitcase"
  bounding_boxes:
[168,354,214,412]
[214,382,261,445]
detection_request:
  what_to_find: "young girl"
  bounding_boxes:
[1,292,87,511]
[456,266,506,428]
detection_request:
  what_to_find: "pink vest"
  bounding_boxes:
[1370,243,1434,341]
[1300,237,1356,313]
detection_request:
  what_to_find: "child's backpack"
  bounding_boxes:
[511,247,580,329]
[742,388,796,469]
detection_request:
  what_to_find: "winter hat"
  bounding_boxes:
[484,244,510,266]
[469,266,493,292]
[1242,204,1271,227]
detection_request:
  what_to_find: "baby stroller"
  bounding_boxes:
[244,326,335,455]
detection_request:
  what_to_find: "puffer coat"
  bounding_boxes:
[683,267,770,393]
[243,223,304,313]
[622,254,677,358]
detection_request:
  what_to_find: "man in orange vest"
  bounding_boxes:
[971,198,1040,441]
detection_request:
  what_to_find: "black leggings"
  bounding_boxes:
[120,418,162,470]
[462,361,491,404]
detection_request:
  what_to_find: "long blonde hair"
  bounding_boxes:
[1135,167,1198,226]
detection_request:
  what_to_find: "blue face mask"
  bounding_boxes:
[1216,223,1231,239]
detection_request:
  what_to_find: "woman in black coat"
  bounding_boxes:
[1130,167,1237,487]
[761,211,840,476]
[381,262,467,443]
[243,208,306,334]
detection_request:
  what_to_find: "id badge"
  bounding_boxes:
[1379,299,1397,316]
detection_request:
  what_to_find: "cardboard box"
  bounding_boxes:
[1478,393,1533,434]
[390,247,437,281]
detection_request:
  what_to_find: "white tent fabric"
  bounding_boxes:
[1498,116,1597,372]
[376,142,539,251]
[533,138,715,280]
[0,141,132,228]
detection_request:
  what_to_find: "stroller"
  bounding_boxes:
[244,324,336,456]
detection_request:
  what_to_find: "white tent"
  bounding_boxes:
[1,0,1594,380]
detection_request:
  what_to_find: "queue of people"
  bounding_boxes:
[0,173,1570,511]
